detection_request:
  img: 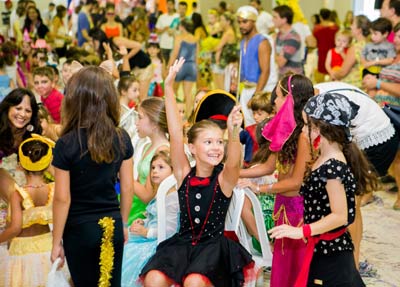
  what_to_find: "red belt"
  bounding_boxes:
[294,227,347,287]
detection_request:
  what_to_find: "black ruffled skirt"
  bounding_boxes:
[140,233,254,287]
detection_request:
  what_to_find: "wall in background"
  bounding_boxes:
[0,0,358,31]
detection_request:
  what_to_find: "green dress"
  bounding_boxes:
[128,143,168,225]
[250,174,277,252]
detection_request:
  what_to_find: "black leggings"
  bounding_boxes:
[63,218,124,287]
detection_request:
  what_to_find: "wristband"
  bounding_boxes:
[376,79,381,90]
[302,224,311,238]
[123,222,129,228]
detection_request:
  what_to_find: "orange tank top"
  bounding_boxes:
[105,26,121,38]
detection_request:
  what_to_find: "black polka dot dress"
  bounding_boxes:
[140,164,253,287]
[300,159,365,286]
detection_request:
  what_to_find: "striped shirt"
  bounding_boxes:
[275,28,303,76]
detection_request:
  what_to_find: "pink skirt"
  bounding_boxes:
[270,194,307,287]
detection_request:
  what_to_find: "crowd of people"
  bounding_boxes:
[0,0,400,286]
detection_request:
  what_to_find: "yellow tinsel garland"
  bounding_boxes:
[98,217,115,287]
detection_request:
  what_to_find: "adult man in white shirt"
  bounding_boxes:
[250,0,274,36]
[155,0,179,64]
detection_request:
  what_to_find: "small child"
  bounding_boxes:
[118,76,141,146]
[38,105,61,141]
[240,92,275,167]
[361,17,396,95]
[1,135,70,286]
[325,30,352,80]
[33,66,64,123]
[32,49,48,69]
[141,58,253,287]
[176,99,186,124]
[121,150,178,287]
[61,59,73,90]
[147,41,165,98]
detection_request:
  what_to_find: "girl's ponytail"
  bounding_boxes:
[343,142,378,196]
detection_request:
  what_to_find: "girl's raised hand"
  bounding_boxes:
[227,105,243,134]
[102,42,113,60]
[165,57,185,87]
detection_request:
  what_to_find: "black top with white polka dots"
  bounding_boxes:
[177,164,231,244]
[300,159,356,255]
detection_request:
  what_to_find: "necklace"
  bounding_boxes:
[185,174,218,246]
[24,183,46,189]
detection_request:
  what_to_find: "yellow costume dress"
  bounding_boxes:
[5,183,69,287]
[0,198,8,286]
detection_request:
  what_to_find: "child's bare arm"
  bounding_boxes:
[164,58,191,184]
[220,105,243,197]
[325,50,334,79]
[0,190,22,243]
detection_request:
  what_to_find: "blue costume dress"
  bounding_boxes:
[175,41,197,82]
[140,164,253,287]
[122,191,179,287]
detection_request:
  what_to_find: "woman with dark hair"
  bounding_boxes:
[101,4,124,39]
[168,19,198,117]
[89,27,152,102]
[23,7,49,40]
[332,15,371,88]
[0,88,42,235]
[0,88,41,161]
[192,12,208,41]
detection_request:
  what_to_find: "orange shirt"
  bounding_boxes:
[104,26,121,38]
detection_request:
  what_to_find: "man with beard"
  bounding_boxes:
[237,5,274,126]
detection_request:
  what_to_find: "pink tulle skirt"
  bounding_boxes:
[270,194,307,287]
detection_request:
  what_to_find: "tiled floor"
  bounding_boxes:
[257,188,400,287]
[360,188,400,287]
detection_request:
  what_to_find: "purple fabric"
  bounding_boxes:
[270,194,306,287]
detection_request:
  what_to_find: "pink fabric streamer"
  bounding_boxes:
[262,76,297,152]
